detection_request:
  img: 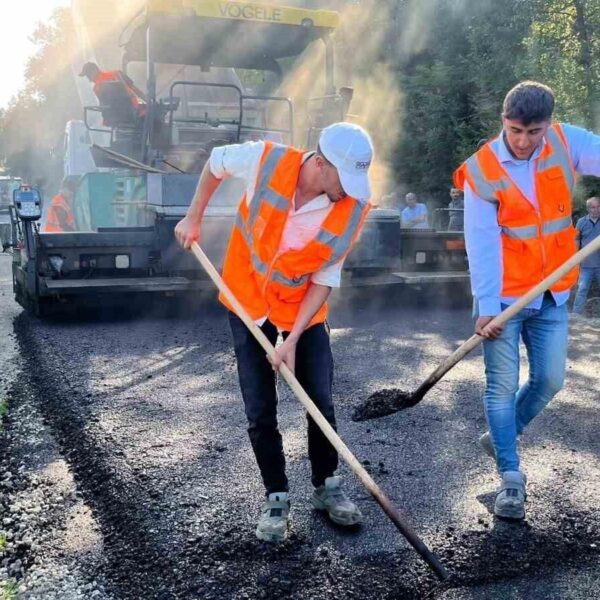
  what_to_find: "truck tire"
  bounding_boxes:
[27,296,55,318]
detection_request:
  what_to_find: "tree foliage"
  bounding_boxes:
[0,8,79,190]
[385,0,600,209]
[393,0,536,202]
[522,0,600,128]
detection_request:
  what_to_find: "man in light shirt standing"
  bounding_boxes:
[447,187,464,231]
[401,192,429,229]
[455,81,600,520]
[572,196,600,314]
[175,123,373,542]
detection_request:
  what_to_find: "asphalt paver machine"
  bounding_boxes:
[11,1,467,316]
[11,0,404,315]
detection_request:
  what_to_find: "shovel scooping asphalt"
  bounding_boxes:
[353,232,600,422]
[189,242,449,581]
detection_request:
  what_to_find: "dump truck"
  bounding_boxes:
[10,0,468,316]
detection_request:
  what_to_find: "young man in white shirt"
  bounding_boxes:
[457,81,600,519]
[175,123,373,542]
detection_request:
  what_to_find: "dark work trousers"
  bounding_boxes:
[228,311,338,495]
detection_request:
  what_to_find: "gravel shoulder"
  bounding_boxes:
[1,252,599,599]
[0,253,114,599]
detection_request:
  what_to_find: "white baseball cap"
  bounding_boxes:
[319,122,373,199]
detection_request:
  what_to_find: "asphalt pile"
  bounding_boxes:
[10,314,434,599]
[352,388,414,421]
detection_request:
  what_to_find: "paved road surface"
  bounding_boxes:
[1,252,599,599]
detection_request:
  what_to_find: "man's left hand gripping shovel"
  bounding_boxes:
[189,242,449,581]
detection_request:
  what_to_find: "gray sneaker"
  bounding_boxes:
[479,431,521,461]
[256,492,290,543]
[494,470,527,520]
[311,476,362,526]
[479,431,496,460]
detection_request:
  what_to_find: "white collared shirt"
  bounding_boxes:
[465,123,600,316]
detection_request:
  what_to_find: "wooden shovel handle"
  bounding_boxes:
[189,242,448,580]
[413,232,600,400]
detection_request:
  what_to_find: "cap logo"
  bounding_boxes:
[355,161,370,171]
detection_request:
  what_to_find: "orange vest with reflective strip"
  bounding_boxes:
[93,71,146,116]
[219,142,371,331]
[454,123,578,297]
[45,193,74,233]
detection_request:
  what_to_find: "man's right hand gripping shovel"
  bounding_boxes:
[174,216,201,250]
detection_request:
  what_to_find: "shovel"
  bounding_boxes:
[189,242,449,581]
[353,232,600,422]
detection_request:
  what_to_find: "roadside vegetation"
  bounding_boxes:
[0,399,8,429]
[0,580,18,600]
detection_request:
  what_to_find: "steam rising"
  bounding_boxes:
[69,0,409,199]
[269,1,404,200]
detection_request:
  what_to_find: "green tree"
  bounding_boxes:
[522,0,600,209]
[522,0,600,128]
[0,8,79,193]
[394,0,535,203]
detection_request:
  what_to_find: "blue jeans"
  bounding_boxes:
[482,293,568,473]
[228,312,338,495]
[573,267,600,314]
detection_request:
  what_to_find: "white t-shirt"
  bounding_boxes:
[209,140,352,287]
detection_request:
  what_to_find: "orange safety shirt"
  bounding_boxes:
[45,193,75,233]
[454,123,578,297]
[219,142,371,331]
[93,71,146,117]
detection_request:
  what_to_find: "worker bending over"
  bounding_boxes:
[455,81,600,519]
[175,123,373,542]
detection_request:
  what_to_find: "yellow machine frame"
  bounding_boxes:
[148,0,339,29]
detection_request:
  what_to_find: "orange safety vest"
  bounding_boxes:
[220,142,372,331]
[93,71,146,116]
[454,123,578,297]
[45,193,75,233]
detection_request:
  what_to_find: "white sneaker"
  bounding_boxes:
[311,476,362,526]
[494,471,527,520]
[256,492,290,542]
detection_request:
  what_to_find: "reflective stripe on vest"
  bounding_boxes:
[502,216,572,240]
[462,154,510,203]
[314,201,367,265]
[248,145,289,226]
[538,126,575,192]
[454,123,578,296]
